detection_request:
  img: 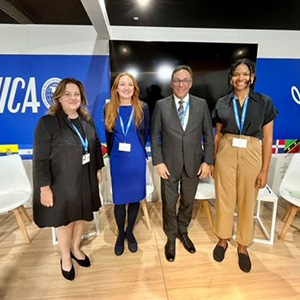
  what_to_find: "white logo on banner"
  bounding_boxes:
[291,86,300,105]
[41,77,61,109]
[0,77,41,113]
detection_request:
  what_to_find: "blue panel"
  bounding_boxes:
[256,58,300,139]
[0,55,110,155]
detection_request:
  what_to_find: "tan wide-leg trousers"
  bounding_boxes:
[214,133,262,246]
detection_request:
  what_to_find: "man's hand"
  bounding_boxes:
[156,163,170,179]
[197,163,212,179]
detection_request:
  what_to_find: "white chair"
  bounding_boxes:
[279,153,300,240]
[0,154,32,244]
[194,177,215,232]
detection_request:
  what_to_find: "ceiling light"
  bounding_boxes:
[137,0,150,6]
[133,16,139,21]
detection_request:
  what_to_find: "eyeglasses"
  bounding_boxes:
[172,79,192,86]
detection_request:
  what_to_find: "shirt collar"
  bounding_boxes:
[229,90,258,103]
[174,93,189,104]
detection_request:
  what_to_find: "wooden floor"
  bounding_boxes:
[1,199,300,300]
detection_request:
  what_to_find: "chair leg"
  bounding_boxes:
[282,204,292,223]
[13,208,31,244]
[20,205,32,223]
[279,205,299,240]
[141,199,152,232]
[202,200,214,232]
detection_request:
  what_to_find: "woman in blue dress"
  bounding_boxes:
[105,72,149,256]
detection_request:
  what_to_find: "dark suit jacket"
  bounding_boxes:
[151,94,214,178]
[105,103,149,158]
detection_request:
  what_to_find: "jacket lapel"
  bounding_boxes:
[167,95,183,131]
[185,95,194,132]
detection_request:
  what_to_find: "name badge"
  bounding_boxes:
[232,138,247,148]
[119,142,131,152]
[82,153,90,165]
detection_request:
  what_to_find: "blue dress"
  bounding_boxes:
[110,106,146,205]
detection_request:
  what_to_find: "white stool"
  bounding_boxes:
[51,211,100,245]
[233,185,278,245]
[253,185,278,245]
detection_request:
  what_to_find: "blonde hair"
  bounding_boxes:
[105,72,144,132]
[48,78,91,120]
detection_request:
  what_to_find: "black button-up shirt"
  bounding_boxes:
[212,91,278,139]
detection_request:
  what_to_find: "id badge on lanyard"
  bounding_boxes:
[118,107,134,152]
[232,96,249,149]
[69,118,90,164]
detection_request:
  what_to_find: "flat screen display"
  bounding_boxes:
[109,41,258,120]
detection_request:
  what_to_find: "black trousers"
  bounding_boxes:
[161,166,199,241]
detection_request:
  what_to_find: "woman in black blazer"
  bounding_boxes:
[33,78,104,281]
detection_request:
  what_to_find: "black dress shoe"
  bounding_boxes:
[60,259,75,281]
[71,251,91,267]
[213,242,228,262]
[126,232,138,253]
[238,250,252,273]
[165,240,176,262]
[115,233,125,256]
[178,233,196,254]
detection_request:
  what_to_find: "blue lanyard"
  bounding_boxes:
[179,100,190,127]
[119,107,134,142]
[69,119,89,152]
[233,95,249,135]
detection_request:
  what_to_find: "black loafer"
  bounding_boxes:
[165,240,176,262]
[178,233,196,254]
[71,251,91,267]
[115,234,125,256]
[213,242,228,262]
[238,250,252,273]
[125,232,138,253]
[60,259,75,281]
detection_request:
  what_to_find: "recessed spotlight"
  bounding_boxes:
[133,16,139,21]
[137,0,150,6]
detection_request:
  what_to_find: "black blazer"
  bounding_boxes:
[105,103,149,158]
[33,110,104,228]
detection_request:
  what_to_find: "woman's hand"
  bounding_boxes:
[256,171,268,189]
[40,186,54,207]
[97,170,103,184]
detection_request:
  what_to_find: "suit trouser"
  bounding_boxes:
[161,166,199,242]
[214,133,262,246]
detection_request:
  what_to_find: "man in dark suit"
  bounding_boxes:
[151,65,214,262]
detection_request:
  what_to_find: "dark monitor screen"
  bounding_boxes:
[109,41,258,119]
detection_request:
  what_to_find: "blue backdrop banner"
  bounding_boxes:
[256,58,300,139]
[0,55,110,157]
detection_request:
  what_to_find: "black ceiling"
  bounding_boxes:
[1,0,300,30]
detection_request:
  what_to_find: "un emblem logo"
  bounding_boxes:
[41,78,61,108]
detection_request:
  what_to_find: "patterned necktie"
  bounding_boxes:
[178,100,184,120]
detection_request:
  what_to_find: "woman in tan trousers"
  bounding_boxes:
[212,59,278,273]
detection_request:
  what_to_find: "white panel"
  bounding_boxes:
[0,25,109,55]
[27,25,109,55]
[110,26,174,41]
[0,24,29,54]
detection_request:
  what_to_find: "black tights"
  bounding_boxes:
[114,202,140,244]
